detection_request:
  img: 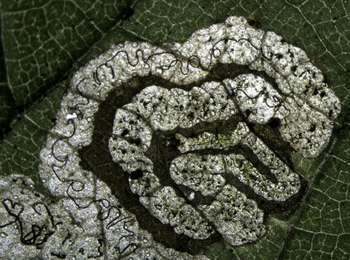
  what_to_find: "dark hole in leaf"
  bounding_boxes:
[280,39,287,43]
[245,109,251,117]
[121,129,129,136]
[247,19,257,27]
[309,124,316,132]
[134,138,142,146]
[130,169,144,180]
[268,117,281,128]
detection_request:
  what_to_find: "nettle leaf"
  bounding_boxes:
[0,0,349,259]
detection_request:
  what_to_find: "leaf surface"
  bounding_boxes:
[1,0,349,258]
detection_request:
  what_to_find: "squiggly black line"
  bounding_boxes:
[49,112,133,254]
[92,37,263,86]
[1,199,56,247]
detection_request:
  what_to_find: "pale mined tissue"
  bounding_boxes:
[0,16,340,259]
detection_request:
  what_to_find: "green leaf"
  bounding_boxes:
[1,0,350,258]
[1,0,133,107]
[0,18,15,137]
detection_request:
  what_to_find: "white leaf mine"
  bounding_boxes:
[0,16,340,259]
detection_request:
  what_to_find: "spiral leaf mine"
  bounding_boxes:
[0,16,340,258]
